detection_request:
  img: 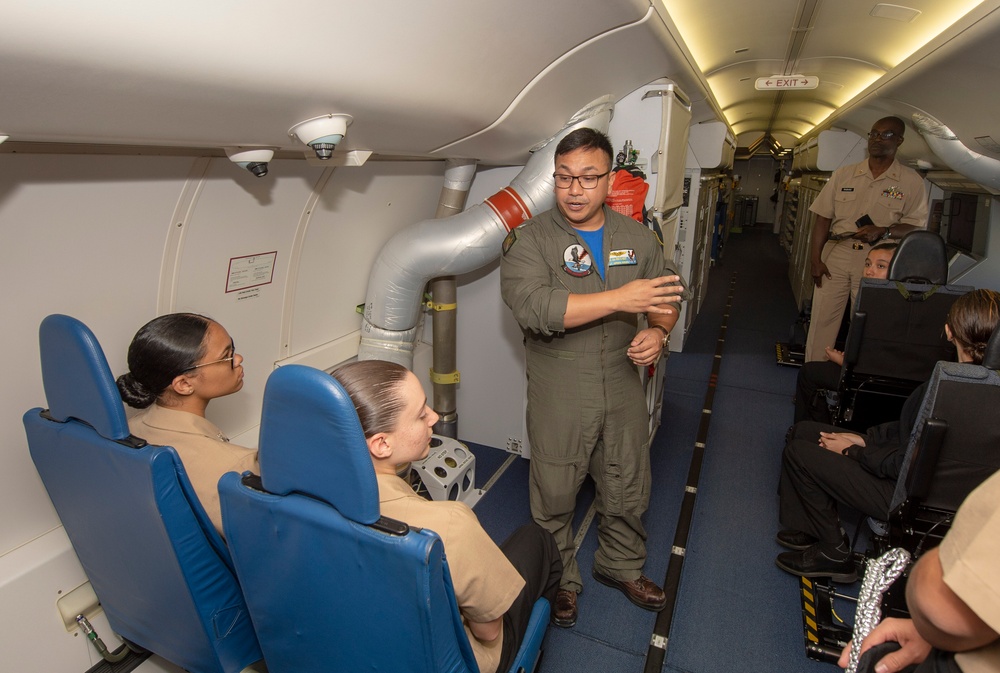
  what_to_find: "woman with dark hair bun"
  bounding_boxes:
[116,313,257,537]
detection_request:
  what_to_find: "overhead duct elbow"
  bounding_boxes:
[358,99,614,365]
[912,112,1000,194]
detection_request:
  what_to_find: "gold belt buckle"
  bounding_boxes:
[851,242,865,251]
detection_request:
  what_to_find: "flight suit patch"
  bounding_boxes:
[501,228,518,256]
[562,244,593,277]
[608,249,637,267]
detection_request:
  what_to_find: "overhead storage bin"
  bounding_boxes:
[686,121,736,170]
[794,130,865,172]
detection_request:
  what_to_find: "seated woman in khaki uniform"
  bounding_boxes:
[331,359,562,673]
[116,313,258,537]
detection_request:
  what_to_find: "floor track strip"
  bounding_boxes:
[643,272,737,672]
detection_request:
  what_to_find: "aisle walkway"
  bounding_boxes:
[660,228,835,673]
[473,228,844,673]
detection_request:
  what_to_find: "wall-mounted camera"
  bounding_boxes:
[288,114,353,160]
[226,148,274,177]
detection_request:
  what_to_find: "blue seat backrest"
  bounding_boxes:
[220,364,479,673]
[23,315,262,673]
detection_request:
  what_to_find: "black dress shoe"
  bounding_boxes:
[775,544,857,583]
[551,589,577,628]
[776,529,818,551]
[592,569,667,612]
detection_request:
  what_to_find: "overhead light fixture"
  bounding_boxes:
[226,147,274,177]
[870,3,921,22]
[0,135,9,145]
[288,114,353,160]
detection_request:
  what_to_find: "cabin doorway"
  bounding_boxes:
[734,156,779,227]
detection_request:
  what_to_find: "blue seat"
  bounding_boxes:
[219,364,549,673]
[23,314,263,673]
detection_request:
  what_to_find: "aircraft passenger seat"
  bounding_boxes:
[23,314,263,673]
[798,327,1000,663]
[834,231,972,429]
[219,364,550,673]
[881,324,1000,556]
[849,325,1000,623]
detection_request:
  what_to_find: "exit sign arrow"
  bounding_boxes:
[755,75,819,90]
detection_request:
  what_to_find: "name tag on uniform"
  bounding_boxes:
[841,187,854,192]
[608,249,638,267]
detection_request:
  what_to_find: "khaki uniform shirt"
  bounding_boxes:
[129,404,258,537]
[377,474,524,673]
[809,158,928,237]
[939,470,1000,673]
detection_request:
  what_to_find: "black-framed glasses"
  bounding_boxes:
[868,130,897,141]
[186,342,236,371]
[552,171,610,190]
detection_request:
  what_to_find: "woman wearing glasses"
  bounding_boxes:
[116,313,256,537]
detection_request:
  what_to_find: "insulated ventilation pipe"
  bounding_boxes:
[357,98,614,367]
[430,159,477,439]
[912,112,1000,194]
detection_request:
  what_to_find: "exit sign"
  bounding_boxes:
[755,75,819,90]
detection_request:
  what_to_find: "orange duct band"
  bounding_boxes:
[486,187,532,232]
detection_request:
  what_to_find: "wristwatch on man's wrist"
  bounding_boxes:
[652,324,670,348]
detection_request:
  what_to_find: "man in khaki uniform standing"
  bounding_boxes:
[804,116,929,363]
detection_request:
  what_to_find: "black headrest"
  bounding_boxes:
[888,231,948,285]
[983,328,1000,370]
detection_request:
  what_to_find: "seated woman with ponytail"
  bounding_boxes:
[116,313,257,537]
[331,359,562,673]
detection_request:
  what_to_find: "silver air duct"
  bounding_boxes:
[358,98,615,366]
[912,112,1000,194]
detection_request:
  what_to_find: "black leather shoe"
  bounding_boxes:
[551,589,577,628]
[775,544,857,583]
[776,529,818,551]
[592,569,667,612]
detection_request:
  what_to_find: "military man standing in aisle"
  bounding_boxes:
[500,128,688,628]
[804,116,928,363]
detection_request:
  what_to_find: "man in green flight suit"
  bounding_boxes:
[500,128,688,628]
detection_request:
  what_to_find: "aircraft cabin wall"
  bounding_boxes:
[0,74,703,668]
[0,151,453,669]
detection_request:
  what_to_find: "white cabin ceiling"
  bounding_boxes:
[658,0,998,156]
[2,0,999,165]
[0,0,670,164]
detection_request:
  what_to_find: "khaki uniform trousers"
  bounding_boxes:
[804,239,870,363]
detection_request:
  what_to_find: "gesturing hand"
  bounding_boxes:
[614,275,685,315]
